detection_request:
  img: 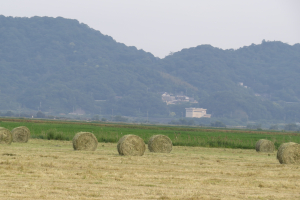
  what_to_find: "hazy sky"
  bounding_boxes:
[1,0,299,58]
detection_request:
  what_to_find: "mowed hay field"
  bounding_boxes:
[1,139,300,200]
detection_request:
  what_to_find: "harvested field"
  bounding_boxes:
[0,139,299,199]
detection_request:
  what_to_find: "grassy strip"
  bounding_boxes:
[0,118,299,149]
[0,117,297,135]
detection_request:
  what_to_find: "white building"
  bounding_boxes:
[162,92,198,105]
[162,92,176,105]
[185,107,211,118]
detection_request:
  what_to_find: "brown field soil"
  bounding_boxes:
[0,139,299,200]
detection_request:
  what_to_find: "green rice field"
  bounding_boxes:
[1,118,300,149]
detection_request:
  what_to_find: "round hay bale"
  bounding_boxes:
[148,135,172,153]
[277,142,300,164]
[255,139,275,152]
[72,132,98,151]
[117,134,145,156]
[0,127,13,145]
[11,126,30,143]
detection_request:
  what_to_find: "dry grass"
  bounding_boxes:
[0,139,299,199]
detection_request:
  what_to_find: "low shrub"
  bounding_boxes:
[46,129,68,140]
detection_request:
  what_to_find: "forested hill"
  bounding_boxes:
[158,42,300,121]
[0,15,173,116]
[0,15,300,122]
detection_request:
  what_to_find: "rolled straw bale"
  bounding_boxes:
[11,126,30,143]
[72,132,98,151]
[148,135,172,153]
[255,139,275,152]
[0,127,12,145]
[117,134,145,156]
[277,142,300,164]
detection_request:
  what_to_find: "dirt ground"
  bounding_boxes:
[0,139,299,200]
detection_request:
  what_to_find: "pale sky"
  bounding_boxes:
[0,0,299,58]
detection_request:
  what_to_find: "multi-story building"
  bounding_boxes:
[161,92,198,105]
[185,107,211,118]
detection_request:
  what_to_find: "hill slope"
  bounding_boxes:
[0,16,177,116]
[0,16,300,122]
[157,42,300,121]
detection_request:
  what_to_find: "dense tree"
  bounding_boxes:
[284,124,299,131]
[36,111,46,118]
[210,121,226,128]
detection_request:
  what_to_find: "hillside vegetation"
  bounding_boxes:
[158,42,300,122]
[0,15,300,123]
